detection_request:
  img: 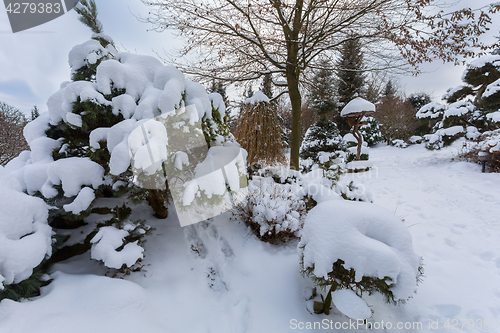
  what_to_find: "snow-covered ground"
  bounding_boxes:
[1,142,499,333]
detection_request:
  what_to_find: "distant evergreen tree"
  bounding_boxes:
[407,93,432,135]
[336,37,365,135]
[308,60,336,122]
[383,80,396,97]
[209,79,228,104]
[30,105,40,121]
[299,119,347,181]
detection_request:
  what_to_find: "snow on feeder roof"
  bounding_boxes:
[341,97,375,117]
[244,91,270,104]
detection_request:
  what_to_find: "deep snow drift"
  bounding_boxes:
[1,142,499,333]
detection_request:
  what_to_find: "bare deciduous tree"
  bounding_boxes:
[0,102,28,166]
[376,95,420,143]
[142,0,500,169]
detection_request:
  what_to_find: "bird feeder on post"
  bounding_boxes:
[341,97,376,161]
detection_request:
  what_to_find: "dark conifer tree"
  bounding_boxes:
[383,80,396,98]
[30,105,40,121]
[335,37,365,135]
[308,60,336,122]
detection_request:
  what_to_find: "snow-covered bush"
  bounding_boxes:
[300,120,348,181]
[232,176,306,244]
[299,200,423,318]
[5,34,237,275]
[391,139,409,148]
[334,179,373,202]
[409,135,423,144]
[0,166,52,300]
[420,54,500,149]
[415,102,446,138]
[459,129,500,172]
[359,116,383,146]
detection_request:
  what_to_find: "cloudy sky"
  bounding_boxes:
[0,0,499,114]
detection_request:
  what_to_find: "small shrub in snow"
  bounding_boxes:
[459,129,500,172]
[391,139,409,148]
[232,177,306,244]
[376,95,420,143]
[409,135,423,144]
[299,200,423,318]
[359,116,383,146]
[334,179,373,202]
[300,120,348,181]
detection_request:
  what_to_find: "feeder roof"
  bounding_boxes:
[341,97,375,117]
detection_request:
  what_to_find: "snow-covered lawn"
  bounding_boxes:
[1,143,499,333]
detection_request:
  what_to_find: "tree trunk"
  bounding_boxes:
[285,0,303,171]
[352,119,363,161]
[287,71,302,170]
[147,189,169,219]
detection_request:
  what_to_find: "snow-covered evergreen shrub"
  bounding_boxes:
[0,166,52,300]
[4,34,236,275]
[232,176,306,244]
[334,179,373,202]
[391,139,409,148]
[359,116,383,146]
[299,200,423,318]
[415,101,445,138]
[300,120,348,181]
[420,54,500,149]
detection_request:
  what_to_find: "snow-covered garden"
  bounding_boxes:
[1,137,499,332]
[1,1,500,332]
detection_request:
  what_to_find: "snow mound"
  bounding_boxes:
[345,160,373,171]
[483,78,500,98]
[300,200,421,300]
[91,226,144,269]
[331,289,371,319]
[444,101,475,118]
[244,91,270,104]
[42,157,104,198]
[343,133,366,145]
[467,54,500,69]
[63,187,95,215]
[416,102,446,119]
[486,111,500,123]
[68,39,116,74]
[341,97,375,117]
